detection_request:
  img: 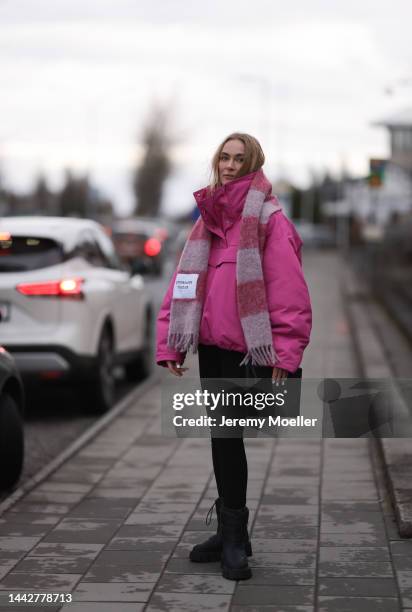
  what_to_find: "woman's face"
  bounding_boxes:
[218,139,245,185]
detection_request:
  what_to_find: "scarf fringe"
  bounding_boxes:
[168,332,199,354]
[239,345,276,367]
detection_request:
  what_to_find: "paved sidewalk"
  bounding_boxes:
[0,251,410,611]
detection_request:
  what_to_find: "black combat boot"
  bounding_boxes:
[189,497,252,563]
[220,504,252,580]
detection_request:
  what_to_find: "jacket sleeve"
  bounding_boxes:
[156,270,186,367]
[263,214,312,373]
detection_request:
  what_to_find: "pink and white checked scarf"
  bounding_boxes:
[167,169,281,366]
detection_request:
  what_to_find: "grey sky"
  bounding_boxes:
[1,1,411,215]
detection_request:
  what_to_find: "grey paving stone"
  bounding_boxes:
[317,596,400,611]
[252,526,318,539]
[166,557,221,575]
[23,490,86,504]
[321,521,385,537]
[0,522,50,537]
[156,573,235,594]
[321,510,386,529]
[396,570,412,606]
[11,555,92,574]
[7,502,73,514]
[258,505,318,516]
[144,491,202,503]
[68,451,115,463]
[149,481,205,493]
[319,577,398,597]
[89,488,144,500]
[255,515,318,528]
[36,481,92,494]
[0,603,61,612]
[0,571,81,590]
[252,552,316,569]
[136,501,196,514]
[322,501,382,513]
[0,512,62,526]
[248,539,317,553]
[322,472,374,482]
[243,567,315,586]
[49,470,102,484]
[186,518,223,531]
[320,533,387,546]
[72,581,154,602]
[233,585,314,606]
[60,605,144,612]
[125,512,190,526]
[0,536,42,558]
[107,536,177,552]
[68,499,135,519]
[261,493,318,506]
[31,542,103,559]
[393,555,412,571]
[42,518,122,544]
[100,476,153,488]
[321,489,379,501]
[319,562,394,578]
[272,467,320,477]
[109,523,182,538]
[90,550,169,571]
[390,541,412,555]
[0,559,18,580]
[84,563,160,583]
[147,591,230,611]
[230,606,313,612]
[319,547,390,563]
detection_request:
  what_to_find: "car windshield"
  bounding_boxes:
[0,235,64,272]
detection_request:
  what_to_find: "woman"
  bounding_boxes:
[156,133,312,581]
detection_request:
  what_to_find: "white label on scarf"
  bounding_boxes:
[173,273,199,299]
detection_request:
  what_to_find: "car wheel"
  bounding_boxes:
[125,310,153,382]
[86,327,115,414]
[0,393,24,492]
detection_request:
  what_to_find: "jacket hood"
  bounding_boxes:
[193,171,258,236]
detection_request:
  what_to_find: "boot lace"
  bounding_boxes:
[205,500,217,526]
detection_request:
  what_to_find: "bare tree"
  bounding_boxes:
[132,105,173,217]
[33,173,52,214]
[59,169,91,217]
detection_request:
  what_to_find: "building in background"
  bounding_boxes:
[323,108,412,237]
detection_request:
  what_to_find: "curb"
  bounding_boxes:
[340,257,412,537]
[0,372,159,517]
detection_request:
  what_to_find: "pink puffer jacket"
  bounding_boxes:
[156,175,312,373]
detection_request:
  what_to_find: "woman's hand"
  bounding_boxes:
[166,360,189,377]
[272,366,288,385]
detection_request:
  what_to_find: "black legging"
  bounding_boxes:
[198,344,273,509]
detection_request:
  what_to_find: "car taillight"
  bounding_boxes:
[144,238,162,257]
[16,277,85,298]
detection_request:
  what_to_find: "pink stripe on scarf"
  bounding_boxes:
[237,279,267,318]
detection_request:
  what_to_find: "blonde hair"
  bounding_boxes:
[209,132,265,189]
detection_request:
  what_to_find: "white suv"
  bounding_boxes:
[0,217,152,413]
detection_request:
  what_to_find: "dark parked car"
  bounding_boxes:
[0,347,24,492]
[111,217,179,276]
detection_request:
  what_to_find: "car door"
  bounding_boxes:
[93,228,144,352]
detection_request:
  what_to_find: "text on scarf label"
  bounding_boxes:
[173,273,199,299]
